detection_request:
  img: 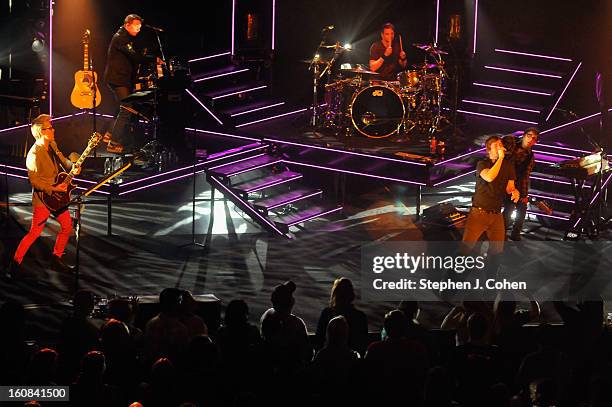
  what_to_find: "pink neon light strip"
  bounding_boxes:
[532,149,578,159]
[0,111,85,134]
[185,127,261,142]
[208,153,266,171]
[49,0,53,115]
[435,0,440,45]
[530,193,575,204]
[193,68,249,82]
[540,107,612,134]
[435,147,486,166]
[434,170,476,186]
[457,109,538,124]
[526,211,569,221]
[266,191,322,210]
[473,0,478,53]
[236,108,308,127]
[212,85,267,100]
[545,62,582,122]
[231,0,236,56]
[188,52,231,63]
[462,99,540,113]
[231,102,285,117]
[287,206,343,227]
[283,160,426,186]
[473,82,552,96]
[494,49,573,62]
[185,89,223,125]
[272,0,276,50]
[484,65,562,79]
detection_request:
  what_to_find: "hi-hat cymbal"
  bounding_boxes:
[340,67,379,75]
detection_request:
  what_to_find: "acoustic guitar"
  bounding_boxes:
[39,132,102,214]
[70,30,102,109]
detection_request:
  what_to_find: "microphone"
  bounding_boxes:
[145,24,164,32]
[322,25,335,32]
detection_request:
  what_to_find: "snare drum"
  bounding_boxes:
[349,84,405,138]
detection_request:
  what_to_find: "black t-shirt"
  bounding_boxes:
[370,40,402,81]
[472,158,516,211]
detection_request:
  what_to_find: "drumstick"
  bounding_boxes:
[399,34,403,53]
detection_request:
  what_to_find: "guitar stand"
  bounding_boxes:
[66,161,131,295]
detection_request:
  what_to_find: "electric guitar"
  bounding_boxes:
[39,132,103,214]
[70,29,102,109]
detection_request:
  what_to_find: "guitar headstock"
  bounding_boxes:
[88,132,102,148]
[82,29,91,44]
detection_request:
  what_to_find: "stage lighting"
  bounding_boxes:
[344,43,352,50]
[31,36,45,53]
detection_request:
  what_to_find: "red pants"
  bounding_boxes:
[13,205,72,264]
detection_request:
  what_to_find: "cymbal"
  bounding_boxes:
[340,67,379,75]
[300,58,329,64]
[320,43,352,51]
[412,43,448,55]
[412,63,439,69]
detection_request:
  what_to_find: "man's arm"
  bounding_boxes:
[479,155,504,183]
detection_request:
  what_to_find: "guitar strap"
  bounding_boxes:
[48,146,68,173]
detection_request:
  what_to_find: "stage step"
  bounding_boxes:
[208,154,282,178]
[232,170,303,194]
[192,65,250,83]
[253,188,322,213]
[273,204,343,233]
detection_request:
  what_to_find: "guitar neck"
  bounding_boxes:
[83,43,90,71]
[64,140,96,184]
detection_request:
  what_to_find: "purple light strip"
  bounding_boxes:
[236,108,308,128]
[531,175,574,186]
[231,102,285,117]
[462,99,540,113]
[208,153,266,171]
[86,111,115,119]
[494,49,573,62]
[188,51,231,63]
[473,82,552,96]
[185,89,223,125]
[231,0,236,56]
[119,172,194,196]
[244,174,303,193]
[193,68,249,83]
[263,138,427,166]
[535,159,557,165]
[212,85,267,100]
[572,217,581,229]
[267,191,322,210]
[186,127,261,142]
[473,0,478,54]
[457,109,539,124]
[532,149,578,159]
[3,172,108,194]
[49,0,53,115]
[1,111,85,134]
[209,175,286,235]
[287,206,343,227]
[536,143,594,154]
[540,110,612,134]
[4,173,29,180]
[283,160,426,186]
[589,172,612,206]
[545,62,582,122]
[530,193,575,204]
[272,0,276,50]
[526,210,569,221]
[205,145,267,162]
[484,65,562,79]
[3,164,106,186]
[433,170,476,186]
[435,147,486,166]
[121,164,199,187]
[435,0,440,45]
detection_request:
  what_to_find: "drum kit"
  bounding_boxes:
[308,42,450,139]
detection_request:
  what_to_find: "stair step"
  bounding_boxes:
[472,81,555,97]
[253,188,322,211]
[222,100,286,117]
[192,65,249,83]
[273,204,343,231]
[461,98,543,114]
[204,82,268,100]
[208,154,281,178]
[232,170,303,193]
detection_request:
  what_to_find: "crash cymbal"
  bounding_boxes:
[340,67,379,75]
[300,58,329,64]
[320,43,352,51]
[412,43,448,55]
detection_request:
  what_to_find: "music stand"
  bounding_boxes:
[66,161,132,294]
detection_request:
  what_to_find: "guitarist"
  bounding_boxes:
[103,14,163,155]
[6,114,80,277]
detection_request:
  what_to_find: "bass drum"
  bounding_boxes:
[350,84,405,138]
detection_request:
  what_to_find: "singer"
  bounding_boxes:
[369,22,407,80]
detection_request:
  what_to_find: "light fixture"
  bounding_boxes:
[31,35,45,53]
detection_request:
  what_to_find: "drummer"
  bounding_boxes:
[369,22,407,81]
